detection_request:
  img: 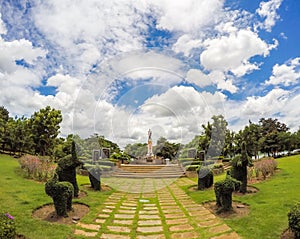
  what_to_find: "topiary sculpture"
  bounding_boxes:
[288,202,300,239]
[88,165,102,191]
[231,141,252,193]
[214,172,241,213]
[197,166,213,190]
[45,172,74,217]
[56,141,82,197]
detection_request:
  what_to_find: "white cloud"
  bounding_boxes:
[172,34,202,57]
[256,0,282,32]
[265,58,300,86]
[200,29,277,76]
[151,0,224,33]
[0,13,6,35]
[241,88,289,116]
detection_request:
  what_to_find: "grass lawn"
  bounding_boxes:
[1,153,300,238]
[0,154,113,239]
[185,155,300,239]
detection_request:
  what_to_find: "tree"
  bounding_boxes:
[154,137,180,159]
[200,115,229,157]
[259,118,289,157]
[30,106,62,156]
[0,106,9,151]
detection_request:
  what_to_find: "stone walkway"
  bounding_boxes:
[74,178,240,239]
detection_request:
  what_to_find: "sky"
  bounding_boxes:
[0,0,300,147]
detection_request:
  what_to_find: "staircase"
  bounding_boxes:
[112,164,186,178]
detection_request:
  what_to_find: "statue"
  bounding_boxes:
[147,129,153,156]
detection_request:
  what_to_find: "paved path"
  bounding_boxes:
[74,178,240,239]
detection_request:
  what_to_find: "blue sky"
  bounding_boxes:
[0,0,300,146]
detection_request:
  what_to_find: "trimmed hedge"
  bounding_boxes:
[288,202,300,238]
[197,166,213,190]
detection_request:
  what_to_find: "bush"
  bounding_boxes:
[86,165,102,191]
[0,212,16,239]
[18,155,56,181]
[254,157,277,180]
[288,202,300,238]
[185,165,200,171]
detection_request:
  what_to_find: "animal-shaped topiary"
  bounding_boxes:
[214,172,241,213]
[45,172,74,217]
[231,141,252,193]
[56,141,82,197]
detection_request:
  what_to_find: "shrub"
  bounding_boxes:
[213,163,224,169]
[197,166,213,190]
[254,157,277,180]
[288,202,300,238]
[0,212,16,239]
[185,165,200,171]
[19,155,56,181]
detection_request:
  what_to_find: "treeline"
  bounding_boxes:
[2,104,300,160]
[0,106,120,159]
[183,115,300,159]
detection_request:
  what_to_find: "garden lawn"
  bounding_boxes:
[185,155,300,239]
[0,154,113,239]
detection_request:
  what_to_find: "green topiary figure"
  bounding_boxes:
[231,141,252,193]
[88,165,102,191]
[214,172,241,213]
[288,202,300,238]
[45,172,74,217]
[56,141,82,197]
[197,166,214,190]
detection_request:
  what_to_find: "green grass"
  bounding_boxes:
[0,154,113,239]
[2,153,300,238]
[185,155,300,239]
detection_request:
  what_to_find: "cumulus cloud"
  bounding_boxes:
[200,29,277,76]
[256,0,282,32]
[265,58,300,86]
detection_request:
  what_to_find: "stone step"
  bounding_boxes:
[113,165,186,178]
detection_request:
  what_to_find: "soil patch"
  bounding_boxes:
[203,201,250,219]
[32,203,89,224]
[234,185,259,195]
[281,228,295,239]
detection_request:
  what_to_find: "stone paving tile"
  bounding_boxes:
[143,206,158,210]
[74,229,98,237]
[137,226,164,233]
[189,209,212,217]
[120,206,137,210]
[107,225,131,233]
[136,234,166,239]
[169,224,194,232]
[138,219,162,226]
[162,208,183,214]
[160,205,180,209]
[139,210,160,214]
[102,208,113,213]
[105,205,116,209]
[197,219,222,227]
[193,213,216,220]
[100,233,131,239]
[164,213,186,219]
[209,231,240,239]
[139,214,161,219]
[113,219,133,225]
[118,209,136,214]
[77,222,101,231]
[166,218,189,225]
[95,218,106,224]
[115,214,135,219]
[170,231,200,239]
[208,224,232,234]
[97,213,110,218]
